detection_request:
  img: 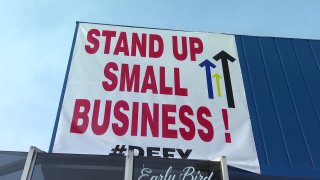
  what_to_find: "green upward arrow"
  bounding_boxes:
[212,73,222,97]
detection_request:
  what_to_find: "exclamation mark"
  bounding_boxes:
[222,109,231,143]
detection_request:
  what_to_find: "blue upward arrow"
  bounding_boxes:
[199,59,216,99]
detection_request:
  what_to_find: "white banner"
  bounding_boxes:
[51,22,260,173]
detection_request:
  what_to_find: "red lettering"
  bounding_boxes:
[189,37,203,61]
[197,106,214,142]
[149,34,164,58]
[102,62,118,91]
[179,105,195,141]
[131,33,147,57]
[162,104,177,139]
[112,100,129,136]
[85,29,100,54]
[92,100,112,135]
[102,30,116,54]
[119,64,140,92]
[141,103,159,137]
[70,99,90,134]
[114,32,129,56]
[159,66,173,95]
[131,102,139,136]
[172,36,188,61]
[141,66,158,94]
[174,68,188,96]
[70,99,215,143]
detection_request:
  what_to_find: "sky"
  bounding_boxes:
[0,0,320,152]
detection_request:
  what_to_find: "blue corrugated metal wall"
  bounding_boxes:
[236,36,320,178]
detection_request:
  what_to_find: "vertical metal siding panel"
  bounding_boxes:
[275,38,316,169]
[237,36,320,177]
[235,36,268,167]
[292,40,320,123]
[257,37,293,168]
[291,40,320,168]
[308,40,320,74]
[238,36,289,168]
[259,37,314,169]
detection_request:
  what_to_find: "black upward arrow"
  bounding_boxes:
[213,50,236,108]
